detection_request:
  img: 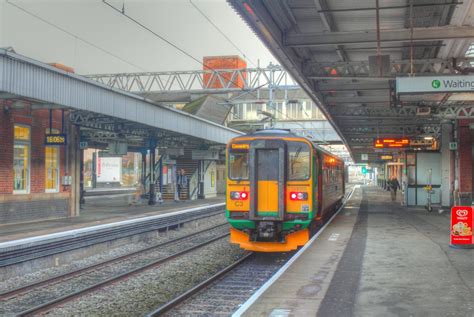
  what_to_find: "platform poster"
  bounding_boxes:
[450,206,473,246]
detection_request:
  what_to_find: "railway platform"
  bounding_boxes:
[0,196,224,243]
[237,185,473,317]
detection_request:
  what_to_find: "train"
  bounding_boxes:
[225,129,345,252]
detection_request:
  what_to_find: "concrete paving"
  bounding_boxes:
[242,186,473,317]
[0,195,224,242]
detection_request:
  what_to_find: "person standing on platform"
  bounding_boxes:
[177,169,188,202]
[388,176,401,202]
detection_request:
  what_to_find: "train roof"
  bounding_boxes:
[230,129,343,163]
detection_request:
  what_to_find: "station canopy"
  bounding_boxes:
[229,0,474,162]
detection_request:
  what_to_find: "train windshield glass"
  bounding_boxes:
[229,152,249,180]
[288,142,310,180]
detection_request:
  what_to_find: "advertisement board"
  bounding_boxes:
[450,206,473,246]
[97,157,122,183]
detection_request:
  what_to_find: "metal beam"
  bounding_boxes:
[316,2,463,13]
[87,65,298,94]
[284,26,474,47]
[328,104,474,119]
[306,58,474,78]
[316,81,389,91]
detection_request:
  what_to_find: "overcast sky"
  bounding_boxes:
[0,0,276,74]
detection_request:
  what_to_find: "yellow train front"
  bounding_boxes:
[226,129,344,252]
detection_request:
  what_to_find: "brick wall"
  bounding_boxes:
[0,105,71,224]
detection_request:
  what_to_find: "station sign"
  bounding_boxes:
[45,134,67,146]
[397,75,474,94]
[79,141,88,149]
[374,138,410,148]
[380,155,393,160]
[166,148,184,156]
[451,206,473,246]
[192,150,219,160]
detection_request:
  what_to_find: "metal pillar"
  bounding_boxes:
[141,149,147,188]
[92,151,97,188]
[80,149,85,206]
[198,161,205,199]
[159,156,163,195]
[441,123,453,207]
[149,148,156,205]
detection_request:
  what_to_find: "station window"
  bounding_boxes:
[45,128,60,192]
[13,125,31,194]
[45,147,60,192]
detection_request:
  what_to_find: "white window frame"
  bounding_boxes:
[13,124,31,194]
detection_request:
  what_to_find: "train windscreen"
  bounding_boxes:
[229,152,249,180]
[288,142,310,180]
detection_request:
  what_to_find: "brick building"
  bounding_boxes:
[0,104,79,224]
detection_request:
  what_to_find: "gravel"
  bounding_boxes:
[45,238,246,316]
[165,253,292,316]
[0,214,226,315]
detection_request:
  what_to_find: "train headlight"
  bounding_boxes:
[290,192,308,201]
[230,191,248,200]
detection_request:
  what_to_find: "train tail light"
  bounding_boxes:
[290,192,308,201]
[230,191,249,200]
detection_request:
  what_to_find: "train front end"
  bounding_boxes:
[226,132,314,252]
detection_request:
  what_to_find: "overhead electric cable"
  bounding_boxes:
[102,1,329,144]
[188,0,257,67]
[6,0,146,71]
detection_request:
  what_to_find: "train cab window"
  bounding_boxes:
[229,152,249,180]
[288,142,310,180]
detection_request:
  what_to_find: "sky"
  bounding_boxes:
[0,0,277,74]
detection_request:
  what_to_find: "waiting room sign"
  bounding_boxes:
[450,206,473,248]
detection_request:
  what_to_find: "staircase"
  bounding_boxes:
[149,149,199,201]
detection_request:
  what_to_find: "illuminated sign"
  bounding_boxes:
[380,155,393,160]
[45,134,67,145]
[231,143,249,150]
[374,138,410,148]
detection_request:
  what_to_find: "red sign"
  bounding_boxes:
[374,138,410,148]
[451,206,473,245]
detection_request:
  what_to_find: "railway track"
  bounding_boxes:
[148,252,292,316]
[0,203,224,267]
[0,223,230,316]
[148,186,357,316]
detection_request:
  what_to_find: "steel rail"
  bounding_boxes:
[147,252,254,316]
[0,222,228,300]
[16,231,230,317]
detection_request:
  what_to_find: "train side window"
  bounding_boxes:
[229,152,249,180]
[288,142,310,180]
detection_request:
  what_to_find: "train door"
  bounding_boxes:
[249,140,286,220]
[256,149,279,214]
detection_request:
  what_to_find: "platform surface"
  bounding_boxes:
[241,186,473,317]
[0,195,224,243]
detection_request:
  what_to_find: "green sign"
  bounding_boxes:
[361,166,367,175]
[397,76,474,93]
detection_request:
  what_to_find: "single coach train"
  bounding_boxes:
[226,129,345,252]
